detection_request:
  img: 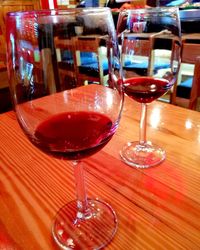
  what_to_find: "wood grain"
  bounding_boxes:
[0,96,200,249]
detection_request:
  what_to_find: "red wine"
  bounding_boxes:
[123,77,170,103]
[33,111,114,160]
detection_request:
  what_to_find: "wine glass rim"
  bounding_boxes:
[122,6,179,14]
[6,7,111,18]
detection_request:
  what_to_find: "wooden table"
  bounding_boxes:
[0,96,200,249]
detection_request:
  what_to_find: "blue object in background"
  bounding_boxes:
[177,77,193,99]
[148,0,200,7]
[166,0,187,6]
[85,0,99,7]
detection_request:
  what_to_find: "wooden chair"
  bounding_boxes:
[54,36,77,89]
[188,56,200,111]
[171,39,200,109]
[121,34,172,80]
[121,35,153,78]
[74,36,109,86]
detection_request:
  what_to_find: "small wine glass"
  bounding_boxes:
[117,7,181,168]
[6,8,123,249]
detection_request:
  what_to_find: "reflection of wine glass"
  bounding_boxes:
[6,8,123,249]
[117,7,181,168]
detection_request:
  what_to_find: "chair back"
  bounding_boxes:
[74,36,108,86]
[171,38,200,110]
[189,56,200,110]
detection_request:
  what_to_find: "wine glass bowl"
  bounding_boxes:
[6,8,123,249]
[117,7,181,168]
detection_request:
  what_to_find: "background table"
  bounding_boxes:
[0,97,200,249]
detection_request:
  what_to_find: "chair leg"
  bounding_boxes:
[170,83,178,105]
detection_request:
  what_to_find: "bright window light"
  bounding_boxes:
[49,0,54,9]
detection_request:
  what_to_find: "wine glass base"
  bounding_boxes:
[52,199,117,250]
[120,141,165,169]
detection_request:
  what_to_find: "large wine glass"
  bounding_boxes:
[6,8,123,249]
[117,7,181,168]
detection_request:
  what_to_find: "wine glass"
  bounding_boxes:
[117,7,181,168]
[6,8,123,249]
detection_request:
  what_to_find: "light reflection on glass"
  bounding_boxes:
[106,91,113,109]
[63,91,68,104]
[149,107,161,128]
[10,34,15,67]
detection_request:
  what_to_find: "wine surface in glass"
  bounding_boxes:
[33,111,114,160]
[124,77,170,103]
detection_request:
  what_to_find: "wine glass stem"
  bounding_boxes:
[139,103,147,145]
[73,160,91,219]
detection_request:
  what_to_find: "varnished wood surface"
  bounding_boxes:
[0,96,200,249]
